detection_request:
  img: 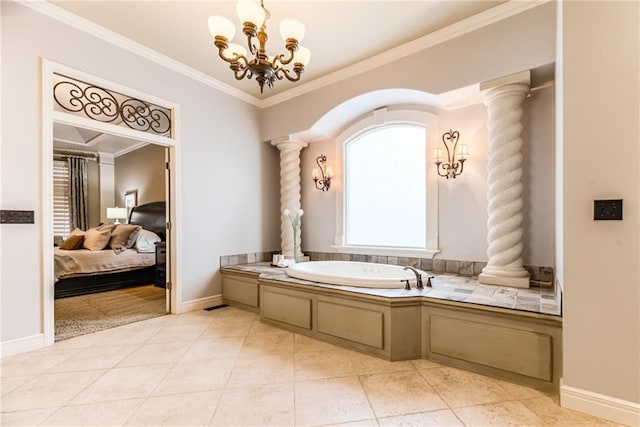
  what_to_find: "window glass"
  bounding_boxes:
[345,124,426,248]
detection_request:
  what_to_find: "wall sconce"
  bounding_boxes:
[434,129,469,179]
[106,207,127,224]
[312,154,333,191]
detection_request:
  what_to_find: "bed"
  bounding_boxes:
[54,201,166,298]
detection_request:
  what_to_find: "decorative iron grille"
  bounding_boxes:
[53,74,171,135]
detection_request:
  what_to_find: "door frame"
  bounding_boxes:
[41,59,182,346]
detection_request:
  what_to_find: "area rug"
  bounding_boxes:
[55,285,166,341]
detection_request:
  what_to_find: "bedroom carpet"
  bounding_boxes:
[55,285,166,341]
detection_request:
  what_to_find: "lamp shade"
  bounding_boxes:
[456,144,469,160]
[223,43,248,60]
[236,0,265,26]
[280,19,305,42]
[208,15,236,40]
[106,207,127,220]
[293,46,311,66]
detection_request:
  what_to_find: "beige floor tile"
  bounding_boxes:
[361,370,448,418]
[378,409,464,426]
[1,370,106,411]
[409,359,445,371]
[47,344,139,373]
[199,319,253,339]
[227,353,294,388]
[418,366,508,408]
[454,400,546,426]
[0,349,78,378]
[70,364,172,405]
[492,377,550,401]
[92,324,164,347]
[208,307,257,321]
[41,398,144,426]
[248,319,289,335]
[520,396,622,425]
[126,390,221,426]
[294,333,339,353]
[117,340,192,367]
[295,349,356,381]
[324,420,380,427]
[295,376,375,426]
[239,332,294,358]
[348,351,415,376]
[0,407,57,426]
[180,336,245,362]
[145,323,209,343]
[1,376,33,397]
[151,357,236,395]
[210,383,294,426]
[53,328,112,349]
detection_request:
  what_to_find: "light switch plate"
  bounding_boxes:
[593,199,623,221]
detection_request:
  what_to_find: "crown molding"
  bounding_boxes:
[18,0,262,107]
[261,0,550,108]
[21,0,548,110]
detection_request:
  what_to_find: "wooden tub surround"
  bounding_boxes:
[221,263,562,393]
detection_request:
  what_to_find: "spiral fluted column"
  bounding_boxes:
[271,137,308,260]
[479,71,531,288]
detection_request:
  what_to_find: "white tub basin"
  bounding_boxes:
[285,261,427,289]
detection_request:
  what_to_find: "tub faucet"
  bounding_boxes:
[403,266,424,289]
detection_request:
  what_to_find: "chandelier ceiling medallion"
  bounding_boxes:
[207,0,311,93]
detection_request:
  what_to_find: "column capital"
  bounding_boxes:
[271,136,309,152]
[480,70,531,92]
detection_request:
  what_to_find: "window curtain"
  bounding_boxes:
[67,157,88,231]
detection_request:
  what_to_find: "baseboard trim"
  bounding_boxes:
[561,383,640,426]
[180,294,223,313]
[1,334,45,358]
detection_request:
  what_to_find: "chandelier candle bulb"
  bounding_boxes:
[236,0,265,27]
[312,168,320,180]
[456,144,469,160]
[207,0,310,92]
[325,166,334,178]
[434,148,444,163]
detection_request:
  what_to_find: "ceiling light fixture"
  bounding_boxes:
[207,0,311,93]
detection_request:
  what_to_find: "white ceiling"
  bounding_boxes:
[49,0,507,100]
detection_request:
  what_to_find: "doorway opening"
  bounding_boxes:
[42,61,181,346]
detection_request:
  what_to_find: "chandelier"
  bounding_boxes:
[207,0,311,93]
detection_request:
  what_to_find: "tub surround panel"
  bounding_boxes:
[262,287,312,330]
[317,301,385,349]
[221,273,259,310]
[429,314,553,381]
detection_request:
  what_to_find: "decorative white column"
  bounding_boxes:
[479,71,531,288]
[271,137,308,260]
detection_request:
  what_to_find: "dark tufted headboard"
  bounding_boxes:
[128,201,166,241]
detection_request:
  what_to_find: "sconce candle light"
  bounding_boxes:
[312,154,333,191]
[434,129,468,179]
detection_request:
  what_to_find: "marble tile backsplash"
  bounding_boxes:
[220,251,554,288]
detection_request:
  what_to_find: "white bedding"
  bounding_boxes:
[54,248,155,280]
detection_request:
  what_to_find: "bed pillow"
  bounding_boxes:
[135,229,161,253]
[82,227,112,251]
[97,223,118,232]
[109,224,142,253]
[59,232,85,250]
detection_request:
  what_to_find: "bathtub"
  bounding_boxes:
[285,261,427,289]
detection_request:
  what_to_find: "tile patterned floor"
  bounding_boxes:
[1,307,616,426]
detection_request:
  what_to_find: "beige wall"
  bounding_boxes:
[1,0,280,343]
[299,87,555,266]
[261,2,556,142]
[561,0,640,407]
[114,144,166,207]
[265,2,557,266]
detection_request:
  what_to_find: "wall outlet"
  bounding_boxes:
[593,199,623,221]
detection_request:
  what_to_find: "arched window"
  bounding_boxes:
[333,108,439,257]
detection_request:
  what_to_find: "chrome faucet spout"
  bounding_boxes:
[403,266,424,289]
